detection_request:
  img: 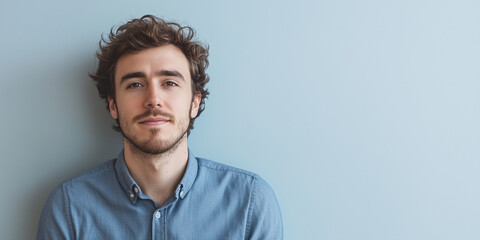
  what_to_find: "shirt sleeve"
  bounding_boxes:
[36,183,74,240]
[245,176,283,240]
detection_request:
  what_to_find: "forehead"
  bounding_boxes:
[114,45,191,83]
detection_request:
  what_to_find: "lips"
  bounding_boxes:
[138,117,170,126]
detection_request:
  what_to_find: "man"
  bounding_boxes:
[36,15,283,239]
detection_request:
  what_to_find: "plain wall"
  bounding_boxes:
[1,0,480,239]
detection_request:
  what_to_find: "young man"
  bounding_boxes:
[36,15,283,239]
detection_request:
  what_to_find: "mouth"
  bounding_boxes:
[138,117,170,126]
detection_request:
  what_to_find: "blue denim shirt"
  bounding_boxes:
[36,150,283,239]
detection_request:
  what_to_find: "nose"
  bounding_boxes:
[144,85,163,109]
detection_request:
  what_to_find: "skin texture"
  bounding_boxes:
[107,45,201,205]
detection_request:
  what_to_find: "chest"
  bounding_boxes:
[71,193,250,240]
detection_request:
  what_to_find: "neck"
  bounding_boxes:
[123,135,189,206]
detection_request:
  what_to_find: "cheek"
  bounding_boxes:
[116,99,137,117]
[167,93,190,109]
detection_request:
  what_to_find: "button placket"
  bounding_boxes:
[151,209,164,239]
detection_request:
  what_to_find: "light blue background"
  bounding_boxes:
[1,0,479,239]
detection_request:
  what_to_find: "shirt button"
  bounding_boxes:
[129,193,134,198]
[155,211,161,219]
[134,187,139,193]
[180,191,184,198]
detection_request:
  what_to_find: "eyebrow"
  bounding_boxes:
[120,69,185,84]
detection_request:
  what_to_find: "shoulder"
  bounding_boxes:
[41,159,117,219]
[37,160,116,239]
[195,157,278,203]
[46,159,116,203]
[194,157,283,238]
[196,156,276,186]
[64,159,116,183]
[195,157,272,190]
[61,159,116,189]
[196,157,259,179]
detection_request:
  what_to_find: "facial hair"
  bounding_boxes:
[118,106,192,156]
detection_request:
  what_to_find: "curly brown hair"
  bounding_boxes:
[89,15,210,134]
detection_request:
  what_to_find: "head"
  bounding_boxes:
[89,15,209,136]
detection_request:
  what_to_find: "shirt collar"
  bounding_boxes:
[114,150,139,203]
[176,149,198,199]
[114,149,198,204]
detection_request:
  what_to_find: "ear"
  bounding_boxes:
[107,96,118,119]
[190,93,202,118]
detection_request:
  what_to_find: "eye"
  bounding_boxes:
[126,82,143,89]
[164,81,178,87]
